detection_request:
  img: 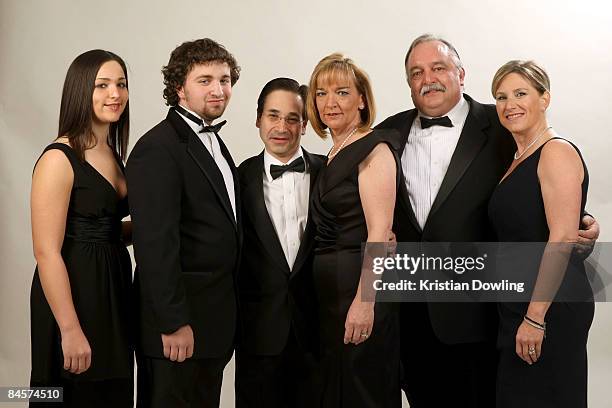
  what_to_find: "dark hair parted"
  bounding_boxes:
[256,77,308,121]
[58,49,130,161]
[491,60,550,97]
[306,53,376,139]
[162,38,241,107]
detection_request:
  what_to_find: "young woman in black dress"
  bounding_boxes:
[30,50,133,407]
[488,60,593,408]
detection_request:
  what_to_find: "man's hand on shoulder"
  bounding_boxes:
[575,214,600,259]
[161,324,194,362]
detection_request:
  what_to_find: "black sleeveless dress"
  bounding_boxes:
[311,129,401,408]
[488,138,594,408]
[30,143,133,406]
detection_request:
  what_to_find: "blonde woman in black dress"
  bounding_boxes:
[488,60,593,408]
[30,50,133,407]
[306,53,401,407]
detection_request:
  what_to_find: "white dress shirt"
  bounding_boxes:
[401,96,470,229]
[263,148,310,270]
[176,105,237,220]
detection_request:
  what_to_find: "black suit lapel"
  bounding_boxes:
[244,153,290,273]
[395,110,416,156]
[425,95,489,225]
[186,136,237,228]
[394,110,422,234]
[167,109,237,229]
[215,133,240,229]
[398,176,422,234]
[306,150,322,194]
[291,150,324,277]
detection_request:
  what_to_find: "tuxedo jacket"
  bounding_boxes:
[376,94,516,345]
[126,108,241,359]
[237,149,325,356]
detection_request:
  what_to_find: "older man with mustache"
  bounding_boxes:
[376,34,600,408]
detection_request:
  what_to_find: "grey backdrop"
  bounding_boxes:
[1,0,611,406]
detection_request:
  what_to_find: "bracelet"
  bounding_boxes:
[524,315,546,337]
[524,315,545,328]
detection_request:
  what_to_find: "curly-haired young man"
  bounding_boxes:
[127,38,241,408]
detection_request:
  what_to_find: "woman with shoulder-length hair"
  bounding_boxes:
[30,49,133,407]
[307,53,401,407]
[488,60,594,408]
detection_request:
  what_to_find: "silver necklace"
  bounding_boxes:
[328,127,358,159]
[514,126,552,160]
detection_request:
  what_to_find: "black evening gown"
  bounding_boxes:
[29,143,133,407]
[311,129,401,408]
[488,138,594,408]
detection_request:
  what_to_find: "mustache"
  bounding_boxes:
[420,83,446,96]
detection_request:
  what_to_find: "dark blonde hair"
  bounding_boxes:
[491,60,550,97]
[306,53,375,139]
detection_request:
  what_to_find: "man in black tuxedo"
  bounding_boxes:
[127,38,241,408]
[235,78,325,408]
[376,34,600,407]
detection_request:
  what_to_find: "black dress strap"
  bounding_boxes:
[321,129,401,195]
[539,136,589,196]
[540,136,586,162]
[33,143,88,190]
[34,142,83,171]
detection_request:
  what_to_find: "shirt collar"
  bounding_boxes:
[263,147,305,182]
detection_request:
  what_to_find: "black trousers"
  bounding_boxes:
[136,352,232,408]
[235,332,319,408]
[400,303,498,408]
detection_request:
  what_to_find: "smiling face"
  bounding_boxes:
[494,72,550,136]
[315,73,364,136]
[92,60,128,125]
[257,89,306,163]
[178,62,232,124]
[406,40,464,117]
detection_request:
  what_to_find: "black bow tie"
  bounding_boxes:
[270,157,305,180]
[420,116,453,129]
[175,105,226,133]
[200,121,226,134]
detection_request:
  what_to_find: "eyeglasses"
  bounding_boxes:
[265,113,303,126]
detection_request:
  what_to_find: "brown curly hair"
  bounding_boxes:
[162,38,241,106]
